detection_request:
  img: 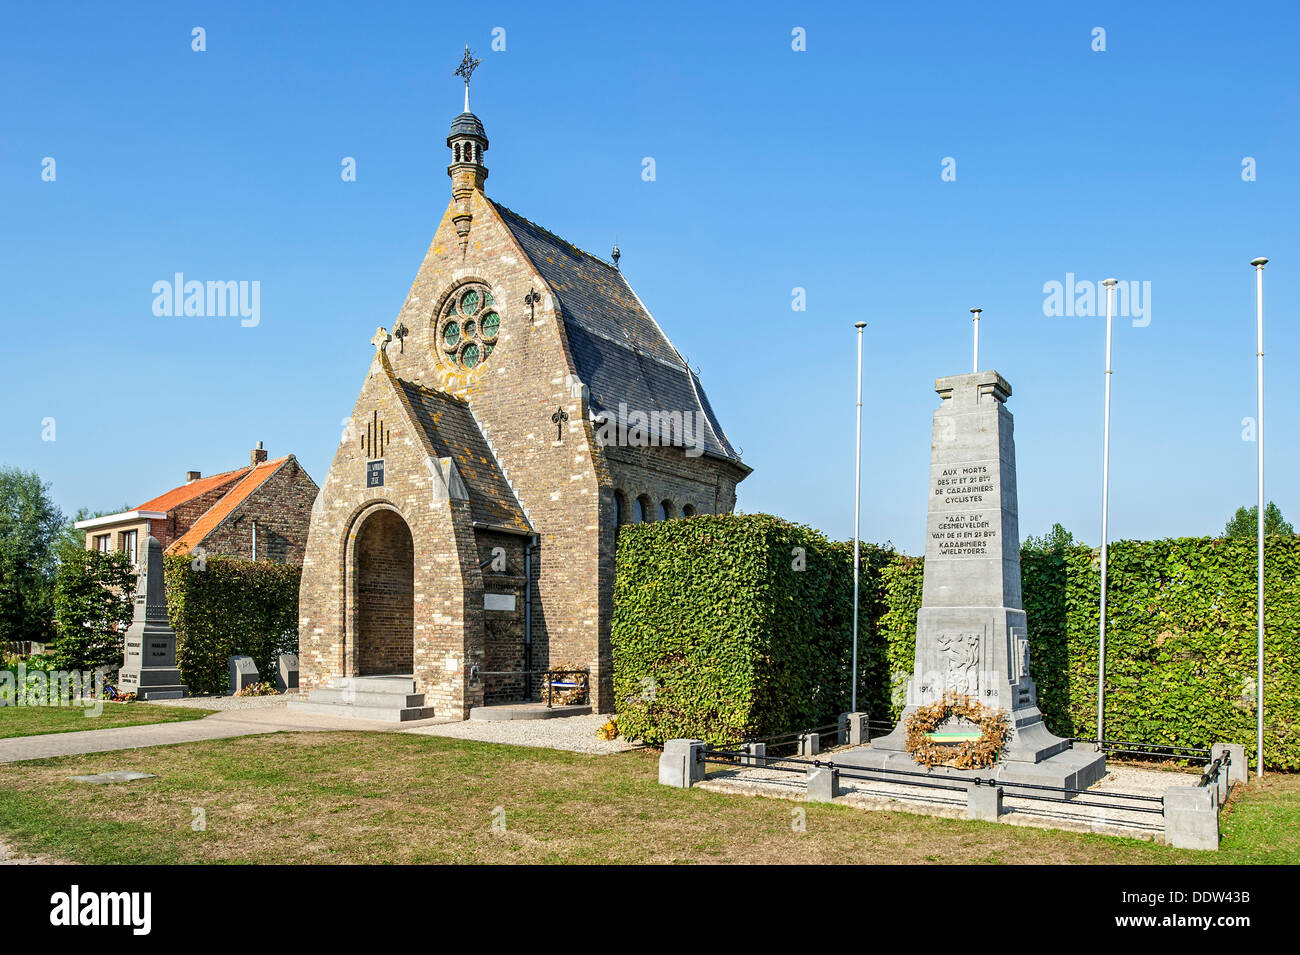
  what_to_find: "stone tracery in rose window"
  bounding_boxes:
[437,283,500,369]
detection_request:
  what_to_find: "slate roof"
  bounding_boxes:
[492,202,746,468]
[165,457,291,556]
[397,379,532,534]
[448,111,487,140]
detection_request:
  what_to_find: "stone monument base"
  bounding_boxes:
[832,717,1106,791]
[117,667,188,701]
[832,744,1106,792]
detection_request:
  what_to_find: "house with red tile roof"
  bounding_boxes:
[75,443,319,566]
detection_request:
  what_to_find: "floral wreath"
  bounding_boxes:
[904,692,1010,769]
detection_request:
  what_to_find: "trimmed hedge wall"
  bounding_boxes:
[163,555,300,695]
[615,521,1300,769]
[611,514,890,745]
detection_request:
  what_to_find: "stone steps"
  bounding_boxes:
[286,700,438,722]
[285,675,438,722]
[306,687,427,708]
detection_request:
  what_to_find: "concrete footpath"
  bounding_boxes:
[0,706,450,764]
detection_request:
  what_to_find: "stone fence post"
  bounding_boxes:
[1163,786,1219,851]
[797,732,820,756]
[659,739,706,788]
[807,766,840,802]
[841,712,870,746]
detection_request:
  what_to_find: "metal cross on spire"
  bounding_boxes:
[454,45,482,112]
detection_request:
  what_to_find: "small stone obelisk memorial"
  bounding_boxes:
[117,535,188,700]
[839,370,1105,788]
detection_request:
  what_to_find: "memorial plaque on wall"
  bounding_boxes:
[366,459,385,488]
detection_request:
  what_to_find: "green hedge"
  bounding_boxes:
[50,548,136,671]
[163,555,300,695]
[611,514,890,745]
[615,523,1300,769]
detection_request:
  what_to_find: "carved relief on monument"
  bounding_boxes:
[936,629,980,695]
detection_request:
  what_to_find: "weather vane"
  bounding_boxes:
[454,45,482,112]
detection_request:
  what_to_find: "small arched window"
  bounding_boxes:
[633,496,648,523]
[682,504,697,518]
[658,500,673,521]
[454,142,462,162]
[614,491,627,527]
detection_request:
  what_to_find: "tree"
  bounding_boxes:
[1023,522,1080,552]
[50,547,136,670]
[1224,502,1294,539]
[0,467,65,644]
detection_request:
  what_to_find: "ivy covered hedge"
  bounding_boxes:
[611,514,891,745]
[162,555,299,695]
[615,521,1300,770]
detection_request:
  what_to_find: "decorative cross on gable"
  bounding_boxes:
[552,406,569,442]
[371,327,391,352]
[455,46,482,111]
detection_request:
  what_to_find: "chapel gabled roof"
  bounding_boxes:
[490,202,747,469]
[396,378,532,534]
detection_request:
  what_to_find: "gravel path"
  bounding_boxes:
[404,713,642,755]
[0,704,445,763]
[143,691,300,712]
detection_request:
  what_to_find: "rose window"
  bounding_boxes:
[439,284,499,369]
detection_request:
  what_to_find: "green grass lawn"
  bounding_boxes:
[0,702,214,739]
[0,730,1295,864]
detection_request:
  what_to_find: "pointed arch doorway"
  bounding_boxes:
[349,507,415,676]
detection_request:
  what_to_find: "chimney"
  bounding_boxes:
[186,470,202,483]
[251,441,267,466]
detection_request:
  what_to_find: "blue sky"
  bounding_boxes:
[2,1,1297,554]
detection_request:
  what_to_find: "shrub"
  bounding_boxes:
[49,548,136,671]
[163,555,299,695]
[612,514,889,745]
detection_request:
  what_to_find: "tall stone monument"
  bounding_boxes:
[117,535,188,700]
[839,370,1105,789]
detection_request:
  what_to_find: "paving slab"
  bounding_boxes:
[0,704,452,763]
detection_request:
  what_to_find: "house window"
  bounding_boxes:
[93,534,110,552]
[120,530,138,566]
[632,497,647,523]
[682,504,697,518]
[659,500,673,521]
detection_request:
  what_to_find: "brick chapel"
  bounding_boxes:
[296,52,749,718]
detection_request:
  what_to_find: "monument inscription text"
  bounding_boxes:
[930,463,999,558]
